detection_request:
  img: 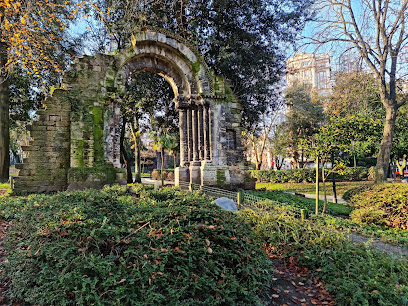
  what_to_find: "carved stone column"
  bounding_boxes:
[203,103,211,161]
[192,104,200,164]
[178,108,188,166]
[198,104,205,160]
[188,108,193,162]
[174,95,191,185]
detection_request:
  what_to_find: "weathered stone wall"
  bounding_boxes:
[63,54,126,190]
[14,90,71,193]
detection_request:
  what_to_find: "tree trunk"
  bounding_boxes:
[120,117,133,184]
[255,160,262,170]
[0,40,9,183]
[133,115,141,184]
[375,105,397,183]
[321,167,328,216]
[161,148,164,187]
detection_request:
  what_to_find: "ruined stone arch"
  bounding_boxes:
[14,28,249,194]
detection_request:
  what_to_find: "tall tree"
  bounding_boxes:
[0,0,81,182]
[308,0,408,182]
[89,0,314,128]
[285,82,325,168]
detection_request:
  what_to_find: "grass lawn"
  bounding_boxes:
[256,181,373,198]
[0,182,11,197]
[249,190,353,216]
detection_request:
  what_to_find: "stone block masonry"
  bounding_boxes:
[14,90,71,193]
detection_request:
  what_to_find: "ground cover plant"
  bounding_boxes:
[0,185,271,305]
[346,184,408,230]
[256,181,371,197]
[238,207,408,305]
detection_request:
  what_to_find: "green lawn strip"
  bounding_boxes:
[247,190,353,216]
[0,182,12,198]
[0,185,271,305]
[256,181,371,197]
[239,208,408,305]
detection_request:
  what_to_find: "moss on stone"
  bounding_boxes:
[91,106,104,165]
[192,60,201,76]
[216,170,227,186]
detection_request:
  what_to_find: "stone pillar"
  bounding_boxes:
[204,103,211,161]
[179,108,189,166]
[198,104,205,160]
[190,101,201,184]
[192,105,200,164]
[175,96,190,185]
[187,108,193,162]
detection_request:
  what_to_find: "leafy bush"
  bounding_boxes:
[1,185,270,305]
[152,169,175,181]
[167,172,175,181]
[250,167,370,183]
[238,208,408,305]
[348,184,408,230]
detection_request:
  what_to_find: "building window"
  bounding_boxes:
[226,129,236,151]
[301,61,310,67]
[318,71,326,88]
[303,70,309,78]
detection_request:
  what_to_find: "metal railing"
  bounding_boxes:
[176,181,307,221]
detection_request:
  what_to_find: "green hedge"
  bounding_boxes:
[250,167,370,183]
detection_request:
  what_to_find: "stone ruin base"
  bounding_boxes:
[175,165,255,190]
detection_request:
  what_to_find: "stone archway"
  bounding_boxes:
[14,28,249,194]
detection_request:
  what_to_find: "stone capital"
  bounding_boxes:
[175,95,190,109]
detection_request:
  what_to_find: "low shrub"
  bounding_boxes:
[250,167,370,183]
[1,185,270,305]
[238,208,408,305]
[348,183,408,230]
[151,169,160,180]
[151,169,175,181]
[167,172,175,181]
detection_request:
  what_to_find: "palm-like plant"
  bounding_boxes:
[151,132,168,187]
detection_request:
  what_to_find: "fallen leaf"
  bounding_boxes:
[175,247,185,253]
[118,279,126,284]
[207,247,213,254]
[271,294,279,298]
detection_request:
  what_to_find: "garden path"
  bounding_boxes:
[345,232,408,257]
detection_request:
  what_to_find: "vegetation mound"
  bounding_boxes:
[348,183,408,229]
[0,185,270,305]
